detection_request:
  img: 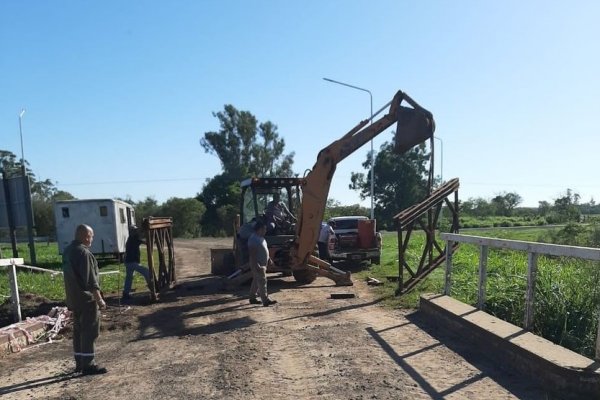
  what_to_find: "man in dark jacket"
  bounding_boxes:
[62,224,107,375]
[122,225,151,301]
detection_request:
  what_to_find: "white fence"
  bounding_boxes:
[441,233,600,359]
[1,258,119,323]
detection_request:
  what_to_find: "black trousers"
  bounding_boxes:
[317,241,329,261]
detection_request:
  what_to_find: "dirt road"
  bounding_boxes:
[0,238,551,399]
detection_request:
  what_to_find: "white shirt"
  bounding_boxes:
[318,223,334,243]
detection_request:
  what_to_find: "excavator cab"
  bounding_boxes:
[238,177,309,279]
[240,177,303,234]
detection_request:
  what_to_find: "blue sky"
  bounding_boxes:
[1,1,599,208]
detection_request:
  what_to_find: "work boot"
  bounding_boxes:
[249,298,261,305]
[81,364,108,376]
[263,299,278,307]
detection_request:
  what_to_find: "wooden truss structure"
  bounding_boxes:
[394,178,460,295]
[143,217,176,301]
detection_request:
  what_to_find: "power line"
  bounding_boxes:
[57,177,209,186]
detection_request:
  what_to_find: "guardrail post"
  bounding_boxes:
[524,252,538,330]
[444,241,453,295]
[477,245,488,310]
[8,262,22,322]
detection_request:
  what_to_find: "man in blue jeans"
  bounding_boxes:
[122,225,151,301]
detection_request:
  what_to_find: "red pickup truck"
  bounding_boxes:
[328,216,382,264]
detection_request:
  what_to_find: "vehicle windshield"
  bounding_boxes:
[333,219,360,230]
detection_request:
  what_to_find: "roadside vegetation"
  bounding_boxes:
[0,242,151,302]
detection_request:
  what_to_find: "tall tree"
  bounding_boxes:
[198,105,295,235]
[350,135,430,228]
[200,105,294,177]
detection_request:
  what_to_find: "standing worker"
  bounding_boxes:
[248,219,278,307]
[62,224,107,375]
[318,221,335,262]
[122,225,151,301]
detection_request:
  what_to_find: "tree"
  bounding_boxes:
[198,105,295,236]
[550,189,581,223]
[158,197,206,238]
[538,201,551,217]
[350,135,430,228]
[491,192,522,217]
[1,149,75,237]
[133,197,162,223]
[324,198,369,221]
[200,105,294,177]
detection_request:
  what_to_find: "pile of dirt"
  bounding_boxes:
[0,293,65,328]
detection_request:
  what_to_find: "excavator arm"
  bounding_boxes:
[290,90,435,285]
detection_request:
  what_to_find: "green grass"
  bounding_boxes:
[460,215,548,228]
[358,227,600,358]
[0,242,152,302]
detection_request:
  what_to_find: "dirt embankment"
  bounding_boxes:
[0,238,549,399]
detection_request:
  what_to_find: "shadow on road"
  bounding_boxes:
[366,311,550,400]
[0,371,80,396]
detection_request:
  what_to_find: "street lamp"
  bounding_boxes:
[17,108,36,265]
[18,109,26,164]
[323,77,375,219]
[433,136,443,183]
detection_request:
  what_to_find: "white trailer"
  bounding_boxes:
[54,199,135,258]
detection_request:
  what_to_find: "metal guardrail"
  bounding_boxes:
[440,233,600,359]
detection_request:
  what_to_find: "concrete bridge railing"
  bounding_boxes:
[440,233,600,359]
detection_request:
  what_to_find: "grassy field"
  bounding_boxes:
[357,226,600,358]
[0,242,151,302]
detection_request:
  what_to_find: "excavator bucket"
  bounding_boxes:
[394,106,435,154]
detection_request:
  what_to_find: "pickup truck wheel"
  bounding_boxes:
[371,257,381,265]
[293,268,318,284]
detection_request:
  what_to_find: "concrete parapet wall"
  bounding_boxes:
[420,293,600,399]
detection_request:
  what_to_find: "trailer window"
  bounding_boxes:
[62,207,70,218]
[119,208,126,224]
[99,206,108,217]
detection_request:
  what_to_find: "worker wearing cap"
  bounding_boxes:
[122,225,151,301]
[62,224,107,375]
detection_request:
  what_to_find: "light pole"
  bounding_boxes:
[17,108,36,265]
[323,77,375,219]
[19,109,26,164]
[434,136,443,183]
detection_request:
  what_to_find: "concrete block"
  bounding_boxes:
[419,293,600,399]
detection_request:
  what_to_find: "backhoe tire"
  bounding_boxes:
[371,257,381,265]
[293,268,318,284]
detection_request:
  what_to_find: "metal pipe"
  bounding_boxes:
[434,136,444,183]
[323,78,375,219]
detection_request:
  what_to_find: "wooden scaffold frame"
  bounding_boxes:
[143,217,176,301]
[394,178,460,295]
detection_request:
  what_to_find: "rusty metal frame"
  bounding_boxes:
[394,178,460,295]
[143,217,176,301]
